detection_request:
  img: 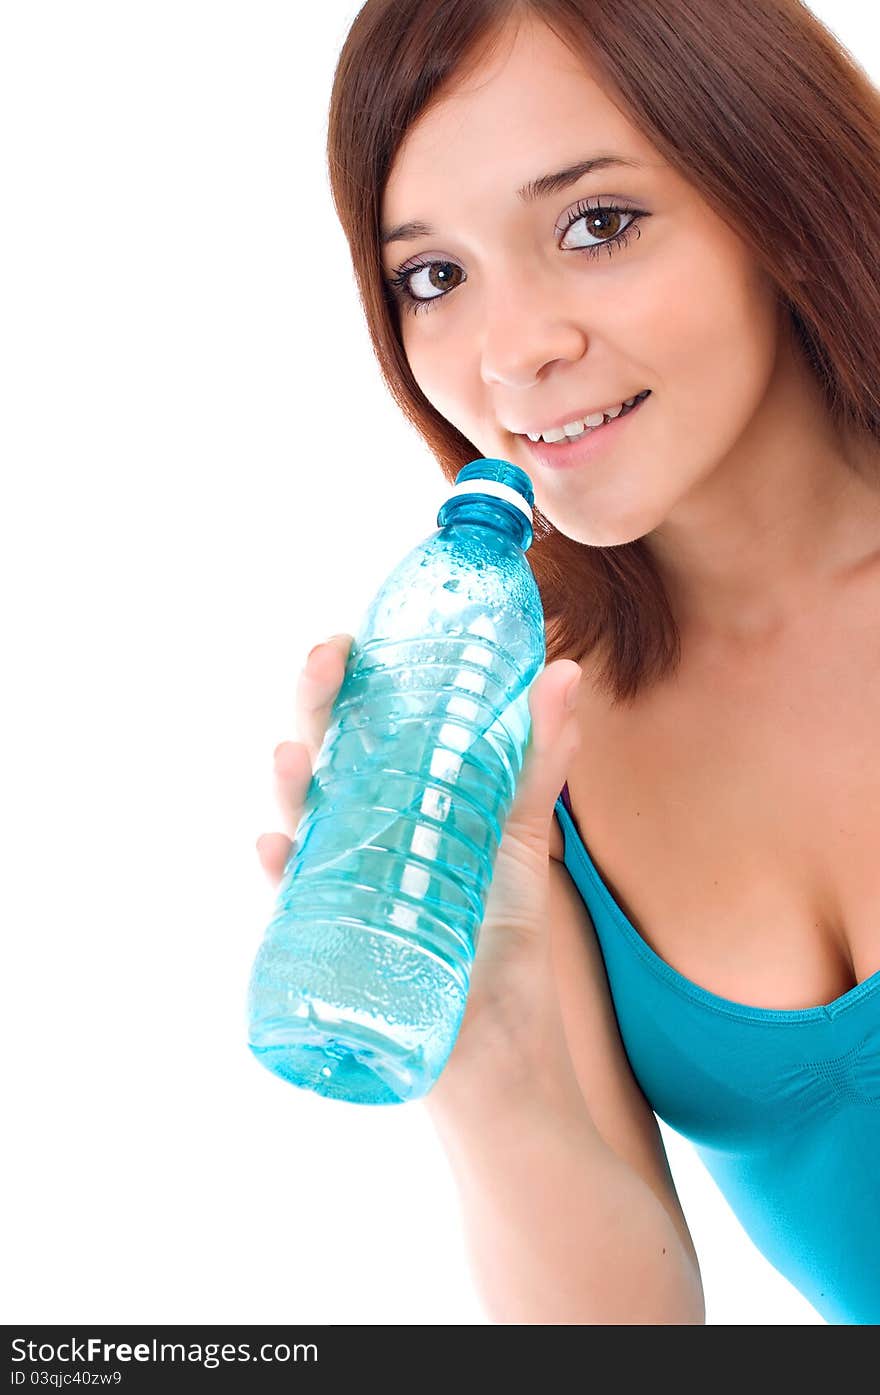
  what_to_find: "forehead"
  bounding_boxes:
[382,17,650,211]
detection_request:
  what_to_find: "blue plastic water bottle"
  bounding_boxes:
[247,459,545,1105]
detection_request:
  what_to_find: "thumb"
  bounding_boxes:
[504,659,583,847]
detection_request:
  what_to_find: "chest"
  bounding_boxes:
[565,623,880,1011]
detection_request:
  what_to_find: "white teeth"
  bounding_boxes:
[527,391,647,443]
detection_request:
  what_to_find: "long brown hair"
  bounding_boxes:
[326,0,880,705]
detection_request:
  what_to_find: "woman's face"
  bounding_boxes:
[379,16,786,548]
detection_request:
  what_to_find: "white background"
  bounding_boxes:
[2,2,876,1326]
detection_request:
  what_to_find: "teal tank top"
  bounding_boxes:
[555,783,880,1325]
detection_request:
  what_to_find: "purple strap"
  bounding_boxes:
[559,780,573,815]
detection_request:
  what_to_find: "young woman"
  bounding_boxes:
[257,0,880,1324]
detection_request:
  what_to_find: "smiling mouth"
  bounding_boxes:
[515,389,652,470]
[519,390,652,445]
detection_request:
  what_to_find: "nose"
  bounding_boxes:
[479,260,588,388]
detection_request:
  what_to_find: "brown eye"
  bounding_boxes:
[559,199,647,260]
[586,208,625,238]
[390,259,464,312]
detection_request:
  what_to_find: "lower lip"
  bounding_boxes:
[519,392,651,471]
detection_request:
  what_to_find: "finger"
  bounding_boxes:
[502,659,583,850]
[255,831,292,886]
[294,632,355,765]
[272,739,314,839]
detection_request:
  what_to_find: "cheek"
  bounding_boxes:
[402,327,479,428]
[642,235,780,443]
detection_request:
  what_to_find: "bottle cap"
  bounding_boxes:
[439,459,534,525]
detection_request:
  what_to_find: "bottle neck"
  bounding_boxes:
[436,496,533,550]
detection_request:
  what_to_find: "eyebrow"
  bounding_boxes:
[380,154,644,246]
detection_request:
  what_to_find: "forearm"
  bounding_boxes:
[424,1052,704,1325]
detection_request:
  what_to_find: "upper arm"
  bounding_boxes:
[546,834,702,1285]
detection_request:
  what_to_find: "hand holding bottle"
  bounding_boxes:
[255,631,583,1095]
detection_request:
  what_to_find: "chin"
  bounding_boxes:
[540,496,665,549]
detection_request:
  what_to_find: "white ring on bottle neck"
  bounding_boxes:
[443,478,533,523]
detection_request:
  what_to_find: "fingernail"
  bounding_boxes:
[564,671,582,710]
[307,643,323,663]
